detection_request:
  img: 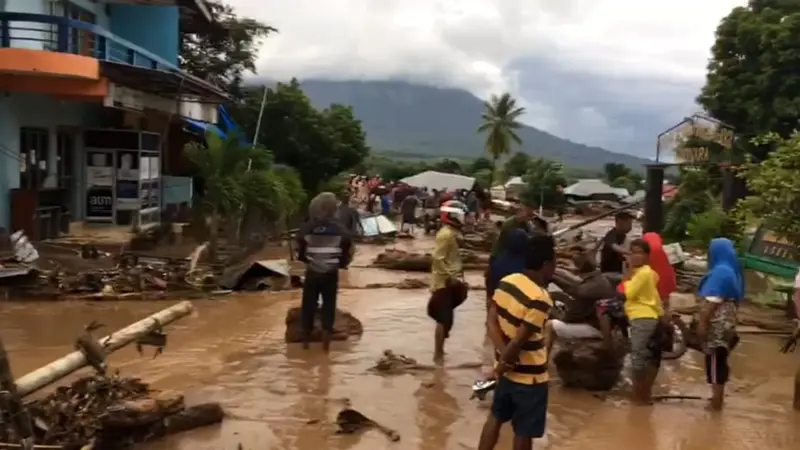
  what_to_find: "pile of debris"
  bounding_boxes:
[369,350,435,375]
[7,374,223,450]
[676,267,704,292]
[552,340,624,391]
[372,249,489,272]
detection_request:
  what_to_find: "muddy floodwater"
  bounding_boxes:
[3,233,800,449]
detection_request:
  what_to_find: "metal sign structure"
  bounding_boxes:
[656,113,735,164]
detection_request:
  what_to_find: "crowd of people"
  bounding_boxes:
[291,180,799,450]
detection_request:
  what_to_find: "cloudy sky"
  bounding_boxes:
[226,0,745,158]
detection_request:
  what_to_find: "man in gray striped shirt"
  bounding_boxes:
[296,192,353,352]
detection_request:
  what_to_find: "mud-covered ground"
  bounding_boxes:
[2,228,799,450]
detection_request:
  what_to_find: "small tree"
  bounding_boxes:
[521,158,567,210]
[184,132,300,260]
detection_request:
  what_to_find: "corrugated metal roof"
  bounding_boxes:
[400,171,475,192]
[563,179,616,197]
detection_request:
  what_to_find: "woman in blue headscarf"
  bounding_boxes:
[696,237,744,410]
[485,229,530,308]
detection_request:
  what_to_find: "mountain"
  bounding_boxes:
[297,79,654,170]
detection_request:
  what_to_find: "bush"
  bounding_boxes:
[685,205,744,250]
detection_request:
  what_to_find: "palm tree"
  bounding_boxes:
[477,93,526,186]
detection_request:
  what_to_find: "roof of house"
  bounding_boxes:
[563,179,617,197]
[399,171,475,192]
[504,176,525,187]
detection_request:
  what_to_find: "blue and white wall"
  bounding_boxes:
[108,4,179,65]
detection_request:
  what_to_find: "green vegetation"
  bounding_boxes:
[184,133,304,259]
[662,1,800,249]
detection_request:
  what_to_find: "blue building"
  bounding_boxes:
[0,0,228,239]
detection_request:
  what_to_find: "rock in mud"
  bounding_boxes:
[284,307,364,343]
[552,340,624,391]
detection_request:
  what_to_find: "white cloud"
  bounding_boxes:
[225,0,746,140]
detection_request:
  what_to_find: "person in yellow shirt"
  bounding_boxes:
[428,200,468,361]
[620,238,665,404]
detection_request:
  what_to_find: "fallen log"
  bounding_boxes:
[16,301,194,398]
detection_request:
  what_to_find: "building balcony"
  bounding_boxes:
[0,11,228,104]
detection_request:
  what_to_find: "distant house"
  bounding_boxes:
[563,179,619,202]
[504,176,526,200]
[399,171,475,192]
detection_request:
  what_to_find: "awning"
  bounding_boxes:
[100,61,230,102]
[184,118,225,138]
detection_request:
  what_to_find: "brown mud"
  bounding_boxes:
[1,228,798,449]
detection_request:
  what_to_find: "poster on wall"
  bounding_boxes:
[86,187,113,218]
[140,157,150,180]
[117,150,139,180]
[86,151,112,187]
[116,151,139,210]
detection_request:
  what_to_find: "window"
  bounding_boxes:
[47,1,96,56]
[19,128,49,191]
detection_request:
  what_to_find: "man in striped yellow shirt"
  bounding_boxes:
[479,234,556,450]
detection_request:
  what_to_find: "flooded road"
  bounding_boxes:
[2,235,800,449]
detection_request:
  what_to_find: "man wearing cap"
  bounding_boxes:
[599,211,634,276]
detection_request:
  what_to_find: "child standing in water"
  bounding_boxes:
[620,239,664,404]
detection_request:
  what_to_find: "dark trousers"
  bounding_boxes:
[301,270,339,335]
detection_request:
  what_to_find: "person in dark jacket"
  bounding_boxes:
[296,192,353,352]
[544,252,616,356]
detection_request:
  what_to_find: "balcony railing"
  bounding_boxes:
[0,12,178,72]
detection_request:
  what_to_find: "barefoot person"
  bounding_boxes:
[619,239,665,405]
[696,237,743,410]
[428,200,469,361]
[296,192,353,352]
[478,234,556,450]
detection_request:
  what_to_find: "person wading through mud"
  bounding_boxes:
[428,199,469,362]
[695,237,743,410]
[296,192,353,352]
[479,234,556,450]
[399,190,419,233]
[598,211,635,279]
[545,252,616,354]
[617,239,666,405]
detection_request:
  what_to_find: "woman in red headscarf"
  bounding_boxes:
[641,232,677,308]
[615,233,676,305]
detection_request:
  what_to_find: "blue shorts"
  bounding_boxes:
[491,377,548,438]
